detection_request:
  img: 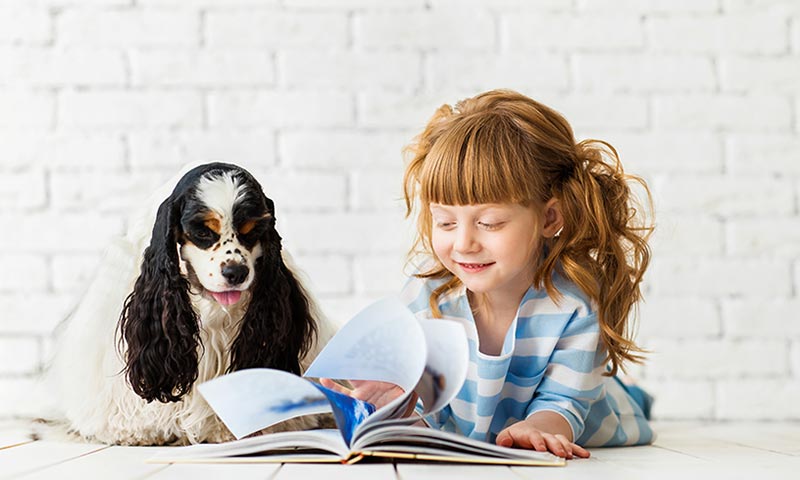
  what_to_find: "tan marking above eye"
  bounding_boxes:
[239,220,257,235]
[203,213,222,234]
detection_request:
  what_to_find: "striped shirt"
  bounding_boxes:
[401,271,654,447]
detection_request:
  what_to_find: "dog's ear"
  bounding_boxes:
[229,208,317,375]
[118,196,200,403]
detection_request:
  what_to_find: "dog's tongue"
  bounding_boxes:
[211,291,242,306]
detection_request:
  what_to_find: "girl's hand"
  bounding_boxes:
[495,421,590,459]
[319,378,417,416]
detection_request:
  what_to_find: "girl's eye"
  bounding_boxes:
[435,221,455,229]
[478,221,502,230]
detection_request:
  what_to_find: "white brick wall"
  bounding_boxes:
[1,0,798,422]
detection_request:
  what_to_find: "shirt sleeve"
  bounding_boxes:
[525,311,606,441]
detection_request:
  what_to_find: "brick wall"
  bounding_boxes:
[1,0,798,421]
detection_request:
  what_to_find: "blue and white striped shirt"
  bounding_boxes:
[401,271,654,447]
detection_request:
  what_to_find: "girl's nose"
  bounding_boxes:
[453,226,479,253]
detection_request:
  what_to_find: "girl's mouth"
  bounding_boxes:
[457,262,494,273]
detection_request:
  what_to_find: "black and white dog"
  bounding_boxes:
[45,163,334,445]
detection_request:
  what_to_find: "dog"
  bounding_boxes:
[43,163,335,446]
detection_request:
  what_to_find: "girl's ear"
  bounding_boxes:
[542,198,564,238]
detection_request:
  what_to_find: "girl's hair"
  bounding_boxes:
[402,89,653,376]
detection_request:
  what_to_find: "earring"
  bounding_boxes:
[554,226,563,238]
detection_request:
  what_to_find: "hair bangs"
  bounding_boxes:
[419,114,537,207]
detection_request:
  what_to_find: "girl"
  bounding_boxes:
[325,89,654,459]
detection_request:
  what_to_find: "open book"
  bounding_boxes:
[150,298,564,466]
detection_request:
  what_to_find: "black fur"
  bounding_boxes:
[117,163,317,403]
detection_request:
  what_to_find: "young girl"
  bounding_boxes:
[324,89,654,459]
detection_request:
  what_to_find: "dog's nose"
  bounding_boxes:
[221,264,249,285]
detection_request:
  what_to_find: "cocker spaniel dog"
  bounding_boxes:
[44,163,334,446]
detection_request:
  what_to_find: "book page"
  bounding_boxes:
[304,297,427,392]
[198,369,332,439]
[415,318,469,415]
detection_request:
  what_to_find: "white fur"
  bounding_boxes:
[42,166,336,446]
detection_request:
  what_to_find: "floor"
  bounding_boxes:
[1,420,798,479]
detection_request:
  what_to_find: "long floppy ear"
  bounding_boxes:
[229,210,317,375]
[117,196,201,403]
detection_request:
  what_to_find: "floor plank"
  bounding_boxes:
[15,445,169,480]
[276,463,397,480]
[0,420,33,450]
[395,464,519,480]
[0,441,108,479]
[144,464,279,480]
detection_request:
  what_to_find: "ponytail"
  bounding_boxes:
[537,139,653,376]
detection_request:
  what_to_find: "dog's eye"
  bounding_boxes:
[193,228,213,240]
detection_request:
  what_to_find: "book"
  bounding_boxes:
[149,298,565,466]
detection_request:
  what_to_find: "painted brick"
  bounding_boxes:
[648,14,788,54]
[646,380,715,419]
[257,171,348,212]
[0,254,48,292]
[637,296,721,339]
[292,255,352,295]
[429,53,569,92]
[578,0,719,13]
[59,91,203,130]
[537,93,648,129]
[131,50,275,87]
[723,0,800,14]
[287,0,421,7]
[280,131,410,170]
[649,214,724,256]
[280,51,421,90]
[0,169,46,210]
[57,10,199,47]
[206,11,348,48]
[720,56,800,93]
[0,47,126,86]
[350,170,405,211]
[49,171,170,213]
[728,134,800,175]
[355,12,494,50]
[141,0,279,5]
[591,132,722,175]
[432,0,570,9]
[281,212,412,255]
[0,213,123,253]
[654,95,792,131]
[0,293,74,335]
[0,133,125,171]
[0,91,52,128]
[575,54,715,92]
[0,8,51,45]
[717,379,800,419]
[792,342,800,376]
[0,337,40,375]
[209,91,353,128]
[505,14,643,50]
[728,219,800,257]
[129,131,277,171]
[655,177,794,216]
[723,299,800,338]
[353,254,407,295]
[648,257,791,297]
[51,254,102,294]
[359,92,475,129]
[316,295,383,328]
[645,339,788,379]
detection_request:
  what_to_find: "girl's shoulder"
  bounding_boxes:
[521,270,597,321]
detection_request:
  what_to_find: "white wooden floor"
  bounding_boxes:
[1,420,798,480]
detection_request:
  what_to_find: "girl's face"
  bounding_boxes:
[430,202,541,300]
